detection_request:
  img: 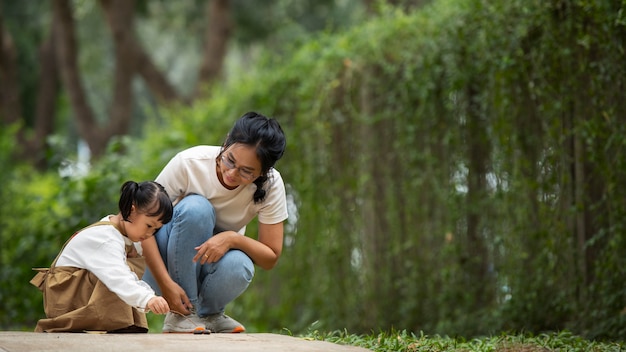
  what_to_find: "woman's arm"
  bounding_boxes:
[194,222,284,270]
[142,236,192,314]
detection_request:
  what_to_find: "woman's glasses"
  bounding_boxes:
[220,155,258,181]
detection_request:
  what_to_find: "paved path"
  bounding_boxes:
[0,331,371,352]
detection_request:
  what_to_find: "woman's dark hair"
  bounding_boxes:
[119,181,173,224]
[219,111,286,203]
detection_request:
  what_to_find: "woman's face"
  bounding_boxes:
[217,143,262,189]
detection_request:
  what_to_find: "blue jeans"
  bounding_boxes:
[143,194,255,317]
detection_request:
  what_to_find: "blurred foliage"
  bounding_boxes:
[2,0,626,342]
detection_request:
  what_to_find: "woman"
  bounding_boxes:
[142,112,288,333]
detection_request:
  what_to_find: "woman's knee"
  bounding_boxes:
[223,250,255,283]
[174,194,216,225]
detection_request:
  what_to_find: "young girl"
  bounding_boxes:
[142,111,288,333]
[33,181,173,333]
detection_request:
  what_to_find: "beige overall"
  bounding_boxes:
[30,221,149,333]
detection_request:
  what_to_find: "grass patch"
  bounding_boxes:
[300,330,625,351]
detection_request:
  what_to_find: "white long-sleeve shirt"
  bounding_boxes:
[55,216,155,310]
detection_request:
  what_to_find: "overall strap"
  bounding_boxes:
[49,221,117,269]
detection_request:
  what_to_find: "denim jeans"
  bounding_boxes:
[143,194,255,317]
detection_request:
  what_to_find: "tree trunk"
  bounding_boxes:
[135,44,182,104]
[0,14,21,126]
[28,20,60,169]
[99,0,136,147]
[196,0,232,98]
[573,123,587,285]
[53,0,104,156]
[465,82,492,310]
[16,0,228,164]
[2,11,59,169]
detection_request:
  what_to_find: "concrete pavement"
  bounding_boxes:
[0,331,371,352]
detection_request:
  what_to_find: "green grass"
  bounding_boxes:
[147,313,624,351]
[299,330,625,352]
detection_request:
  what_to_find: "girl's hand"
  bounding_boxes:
[193,231,234,264]
[126,245,140,258]
[146,296,170,314]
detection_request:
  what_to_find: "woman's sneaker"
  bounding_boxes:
[162,312,205,333]
[202,313,245,333]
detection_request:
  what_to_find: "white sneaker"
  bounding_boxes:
[162,312,205,333]
[201,313,245,333]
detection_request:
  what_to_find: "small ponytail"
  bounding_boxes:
[253,176,268,203]
[119,181,139,221]
[118,181,173,224]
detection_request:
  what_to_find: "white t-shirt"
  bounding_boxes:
[155,145,288,234]
[55,216,155,310]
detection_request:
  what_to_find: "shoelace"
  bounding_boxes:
[170,310,211,334]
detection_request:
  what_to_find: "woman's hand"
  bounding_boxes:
[193,231,235,264]
[142,236,192,314]
[193,223,284,270]
[146,296,170,314]
[161,280,192,315]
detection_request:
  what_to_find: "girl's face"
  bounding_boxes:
[217,143,262,189]
[124,207,164,242]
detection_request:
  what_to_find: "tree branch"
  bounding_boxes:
[100,0,181,106]
[99,0,135,140]
[52,0,102,153]
[28,17,60,169]
[196,0,232,98]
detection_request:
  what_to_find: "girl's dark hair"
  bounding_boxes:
[219,111,286,203]
[119,181,173,224]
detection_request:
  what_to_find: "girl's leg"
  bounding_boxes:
[143,194,216,307]
[196,250,255,317]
